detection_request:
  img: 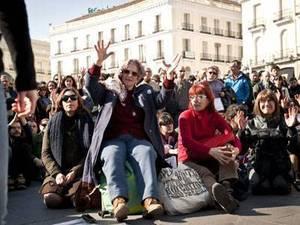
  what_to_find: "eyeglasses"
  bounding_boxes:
[40,123,47,127]
[61,94,78,102]
[189,94,207,100]
[208,71,217,75]
[122,69,139,77]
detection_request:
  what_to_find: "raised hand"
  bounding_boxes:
[285,106,298,127]
[162,54,182,80]
[234,110,248,130]
[11,90,38,117]
[94,40,113,66]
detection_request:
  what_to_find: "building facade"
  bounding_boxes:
[49,0,242,78]
[0,39,51,82]
[242,0,300,79]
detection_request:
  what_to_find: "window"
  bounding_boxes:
[202,41,208,54]
[183,39,191,51]
[139,44,145,62]
[157,40,164,58]
[124,24,130,40]
[238,46,243,60]
[227,45,232,62]
[226,21,232,36]
[214,19,221,35]
[86,34,90,48]
[57,61,62,74]
[184,13,190,24]
[124,48,129,61]
[137,21,143,37]
[73,58,79,74]
[214,43,221,60]
[110,53,116,68]
[57,40,62,54]
[183,13,193,30]
[154,15,161,32]
[253,4,262,26]
[201,17,209,33]
[111,28,116,43]
[281,30,288,57]
[237,23,242,38]
[86,56,91,68]
[73,37,78,51]
[255,37,263,63]
[98,31,103,43]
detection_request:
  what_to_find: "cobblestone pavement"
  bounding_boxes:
[6,182,300,225]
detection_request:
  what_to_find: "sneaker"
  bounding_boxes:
[112,197,128,222]
[15,174,27,190]
[143,198,164,219]
[212,183,239,214]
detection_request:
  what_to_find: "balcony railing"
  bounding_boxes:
[153,55,165,61]
[153,25,162,33]
[183,51,195,59]
[236,32,242,39]
[182,23,194,31]
[200,53,213,61]
[213,55,225,62]
[248,18,265,30]
[274,49,294,60]
[199,26,211,34]
[273,9,293,22]
[213,28,224,36]
[224,30,236,38]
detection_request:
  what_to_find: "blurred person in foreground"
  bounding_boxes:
[0,1,38,224]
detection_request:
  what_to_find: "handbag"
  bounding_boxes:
[158,164,210,215]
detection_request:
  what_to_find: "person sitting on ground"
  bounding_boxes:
[158,112,178,168]
[40,87,94,209]
[81,41,179,222]
[178,82,241,214]
[8,113,35,190]
[239,89,297,195]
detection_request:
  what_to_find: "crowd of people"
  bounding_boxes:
[2,39,300,222]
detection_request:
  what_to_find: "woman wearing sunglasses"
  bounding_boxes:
[178,82,241,213]
[81,41,179,222]
[40,87,94,209]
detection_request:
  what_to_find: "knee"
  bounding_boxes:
[43,193,64,209]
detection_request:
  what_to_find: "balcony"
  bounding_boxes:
[182,23,194,31]
[70,48,79,53]
[153,25,162,33]
[200,53,213,61]
[122,37,131,42]
[296,4,300,15]
[153,55,165,61]
[213,28,224,36]
[135,34,144,39]
[199,26,211,34]
[213,55,225,62]
[183,51,195,59]
[274,49,294,61]
[273,9,293,25]
[248,18,265,32]
[224,30,236,38]
[236,32,243,39]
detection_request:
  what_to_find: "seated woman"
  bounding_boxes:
[158,112,178,168]
[240,89,297,195]
[81,41,178,222]
[40,87,94,208]
[178,82,241,213]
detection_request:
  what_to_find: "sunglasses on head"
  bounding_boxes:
[61,94,78,102]
[122,69,139,77]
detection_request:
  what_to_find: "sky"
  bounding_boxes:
[25,0,127,40]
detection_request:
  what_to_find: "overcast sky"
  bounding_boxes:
[25,0,126,40]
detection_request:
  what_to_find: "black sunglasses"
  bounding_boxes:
[61,94,78,102]
[208,71,217,75]
[122,69,139,77]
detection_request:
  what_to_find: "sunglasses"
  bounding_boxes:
[61,94,78,102]
[122,69,139,77]
[189,94,207,100]
[208,71,217,75]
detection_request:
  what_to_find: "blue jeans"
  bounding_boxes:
[100,134,159,202]
[0,84,8,225]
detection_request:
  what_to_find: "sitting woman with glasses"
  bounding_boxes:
[81,41,179,222]
[178,82,241,214]
[40,87,94,209]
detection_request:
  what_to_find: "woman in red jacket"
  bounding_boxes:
[178,81,241,213]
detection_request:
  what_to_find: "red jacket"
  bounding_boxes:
[178,108,241,162]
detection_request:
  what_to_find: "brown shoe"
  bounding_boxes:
[113,197,128,222]
[143,198,164,219]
